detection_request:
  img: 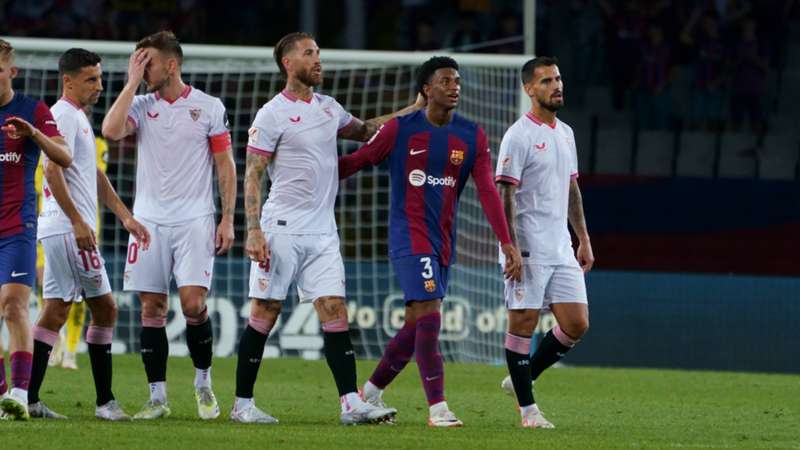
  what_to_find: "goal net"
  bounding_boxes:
[6,36,534,365]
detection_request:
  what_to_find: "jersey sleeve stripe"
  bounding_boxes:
[570,172,579,179]
[495,175,520,185]
[208,131,232,153]
[338,116,358,131]
[246,145,273,156]
[127,115,138,129]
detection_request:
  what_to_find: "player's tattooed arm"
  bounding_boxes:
[245,151,272,262]
[568,178,594,272]
[497,182,519,247]
[341,94,426,142]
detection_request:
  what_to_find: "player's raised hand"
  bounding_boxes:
[215,219,235,255]
[122,216,151,251]
[2,116,36,139]
[127,48,151,86]
[246,228,270,264]
[576,240,595,273]
[501,243,522,281]
[72,218,97,251]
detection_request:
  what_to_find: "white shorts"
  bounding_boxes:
[40,232,112,302]
[504,262,588,310]
[248,231,345,302]
[124,215,215,294]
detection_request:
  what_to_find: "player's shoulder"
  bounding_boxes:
[185,86,224,107]
[312,92,338,106]
[555,117,575,137]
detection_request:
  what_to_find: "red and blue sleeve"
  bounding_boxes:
[33,101,61,138]
[471,127,512,245]
[338,117,399,180]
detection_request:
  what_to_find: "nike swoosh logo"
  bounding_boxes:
[10,271,28,277]
[409,148,427,155]
[424,375,440,381]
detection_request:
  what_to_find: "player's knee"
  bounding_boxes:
[184,304,209,326]
[89,297,118,327]
[561,318,589,340]
[507,310,538,336]
[140,301,167,327]
[251,299,281,321]
[0,297,29,323]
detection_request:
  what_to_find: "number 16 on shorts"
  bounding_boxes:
[391,255,450,302]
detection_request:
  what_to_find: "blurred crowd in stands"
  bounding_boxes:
[2,0,797,133]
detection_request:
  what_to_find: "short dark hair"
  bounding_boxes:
[274,32,315,78]
[521,56,558,84]
[415,56,459,99]
[58,48,101,76]
[136,30,183,64]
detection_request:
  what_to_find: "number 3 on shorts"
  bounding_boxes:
[420,256,433,279]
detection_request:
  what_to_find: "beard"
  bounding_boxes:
[541,97,564,112]
[146,71,171,93]
[296,67,321,87]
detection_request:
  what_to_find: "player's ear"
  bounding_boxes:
[523,80,535,98]
[9,65,17,80]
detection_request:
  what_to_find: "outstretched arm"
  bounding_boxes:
[3,111,71,168]
[338,94,425,142]
[338,117,399,179]
[568,177,594,272]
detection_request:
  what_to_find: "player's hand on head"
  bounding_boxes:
[2,116,35,139]
[123,216,150,251]
[501,243,522,282]
[577,241,594,273]
[72,219,96,251]
[127,48,150,85]
[215,219,235,255]
[246,228,269,263]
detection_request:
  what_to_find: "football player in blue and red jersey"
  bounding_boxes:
[339,56,522,427]
[0,39,72,420]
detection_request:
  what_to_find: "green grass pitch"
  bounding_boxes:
[2,354,798,449]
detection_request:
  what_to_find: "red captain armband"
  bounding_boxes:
[209,131,232,153]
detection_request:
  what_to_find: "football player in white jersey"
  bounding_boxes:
[31,48,150,421]
[233,32,423,425]
[494,57,594,429]
[101,31,237,421]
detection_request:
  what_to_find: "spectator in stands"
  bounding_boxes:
[682,9,726,131]
[445,12,484,52]
[634,22,673,130]
[599,0,646,110]
[413,20,441,51]
[729,17,769,133]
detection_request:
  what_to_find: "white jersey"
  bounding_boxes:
[246,90,355,234]
[127,85,230,225]
[38,97,98,239]
[495,113,579,265]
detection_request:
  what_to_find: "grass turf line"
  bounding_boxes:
[1,354,798,449]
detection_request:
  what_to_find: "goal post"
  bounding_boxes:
[5,36,533,364]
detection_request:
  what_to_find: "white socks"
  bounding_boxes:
[194,367,212,390]
[149,381,167,403]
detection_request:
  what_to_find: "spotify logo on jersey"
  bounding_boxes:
[408,169,426,187]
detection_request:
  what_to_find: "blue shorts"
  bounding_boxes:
[0,233,37,287]
[392,255,449,302]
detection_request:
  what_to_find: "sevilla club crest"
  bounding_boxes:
[450,149,464,165]
[189,109,201,121]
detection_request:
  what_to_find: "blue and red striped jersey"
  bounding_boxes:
[0,93,60,238]
[340,110,511,266]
